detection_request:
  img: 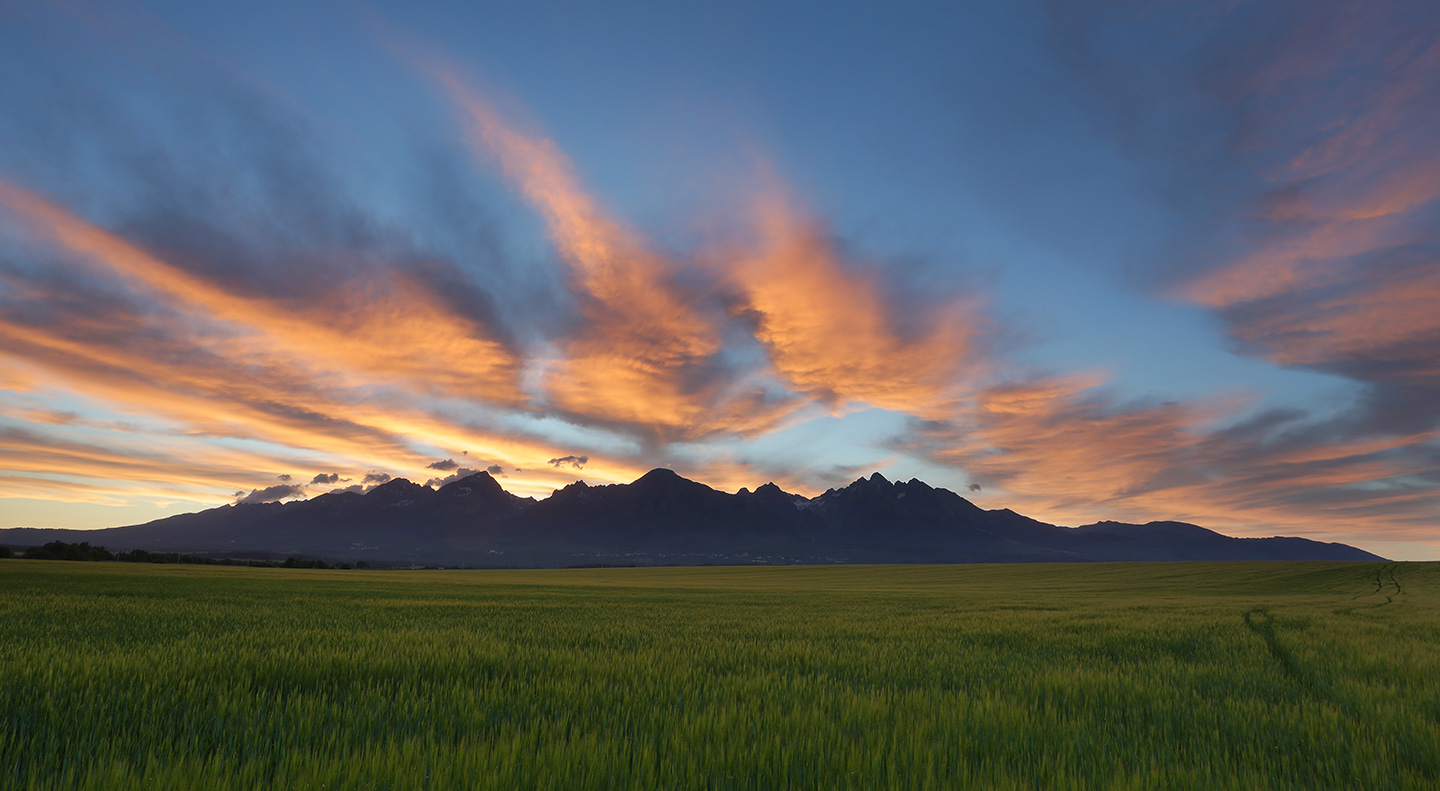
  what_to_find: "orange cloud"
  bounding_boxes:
[0,320,661,506]
[0,182,524,404]
[1177,17,1440,376]
[4,14,1434,559]
[0,420,328,507]
[905,375,1439,544]
[426,60,993,440]
[916,378,1216,518]
[0,184,661,507]
[1224,266,1440,371]
[431,67,797,439]
[726,183,980,419]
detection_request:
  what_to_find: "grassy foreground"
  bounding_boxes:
[1,560,1436,790]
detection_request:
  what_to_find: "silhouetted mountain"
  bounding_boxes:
[0,469,1385,566]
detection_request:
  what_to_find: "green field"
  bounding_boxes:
[1,560,1436,790]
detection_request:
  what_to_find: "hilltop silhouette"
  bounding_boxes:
[0,470,1383,566]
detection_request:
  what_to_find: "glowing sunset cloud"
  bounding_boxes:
[0,425,308,496]
[730,184,980,418]
[0,181,645,505]
[436,64,985,430]
[907,378,1439,549]
[0,183,523,403]
[434,67,782,439]
[1171,7,1440,376]
[0,2,1436,557]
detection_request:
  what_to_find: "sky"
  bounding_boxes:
[0,0,1437,559]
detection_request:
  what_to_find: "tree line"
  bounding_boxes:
[0,541,360,569]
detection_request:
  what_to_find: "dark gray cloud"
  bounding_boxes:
[548,455,588,469]
[424,461,507,488]
[425,467,483,488]
[310,472,339,485]
[277,473,291,482]
[362,472,391,485]
[427,458,459,471]
[966,483,982,492]
[235,483,304,505]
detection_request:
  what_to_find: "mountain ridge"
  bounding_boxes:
[0,469,1385,566]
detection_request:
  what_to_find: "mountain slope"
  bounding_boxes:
[0,469,1386,565]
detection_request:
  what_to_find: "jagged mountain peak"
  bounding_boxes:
[436,471,517,504]
[438,470,505,495]
[744,481,807,509]
[630,468,715,492]
[1,468,1386,566]
[365,478,430,498]
[624,469,723,499]
[815,472,891,500]
[847,472,898,492]
[825,471,896,496]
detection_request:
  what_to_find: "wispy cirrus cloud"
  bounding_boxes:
[922,0,1440,551]
[0,419,324,506]
[0,5,1436,557]
[434,65,797,441]
[724,178,982,419]
[0,183,524,404]
[1173,4,1440,425]
[902,378,1440,548]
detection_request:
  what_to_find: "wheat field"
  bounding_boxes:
[2,559,1436,789]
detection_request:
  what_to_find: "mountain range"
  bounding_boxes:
[0,469,1384,566]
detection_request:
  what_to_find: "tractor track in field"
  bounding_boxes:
[1243,608,1325,694]
[1352,563,1402,605]
[1245,564,1405,694]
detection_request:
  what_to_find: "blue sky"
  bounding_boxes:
[1,0,1437,558]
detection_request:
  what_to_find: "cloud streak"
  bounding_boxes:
[970,0,1440,553]
[726,179,981,418]
[430,65,816,443]
[1173,5,1440,432]
[0,183,524,405]
[0,7,1435,556]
